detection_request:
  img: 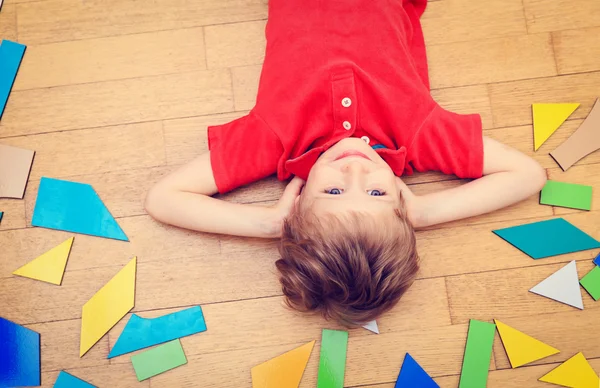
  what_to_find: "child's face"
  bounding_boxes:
[301,138,402,215]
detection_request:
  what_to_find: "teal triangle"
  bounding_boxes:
[32,177,128,241]
[395,353,439,388]
[54,371,96,387]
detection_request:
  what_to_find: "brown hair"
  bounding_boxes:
[276,206,419,326]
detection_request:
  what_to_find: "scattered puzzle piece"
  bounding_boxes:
[0,211,3,224]
[109,306,207,358]
[13,237,74,285]
[131,339,187,381]
[459,319,496,388]
[494,320,559,368]
[80,257,136,357]
[540,180,593,211]
[532,103,580,151]
[362,320,379,334]
[395,353,439,388]
[594,252,600,267]
[0,40,26,120]
[530,261,583,309]
[493,218,600,259]
[580,266,600,301]
[0,144,35,199]
[317,329,348,388]
[32,177,128,241]
[539,352,599,388]
[53,371,96,388]
[0,317,41,387]
[251,340,315,388]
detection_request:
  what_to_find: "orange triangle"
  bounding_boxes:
[251,341,315,388]
[13,237,74,285]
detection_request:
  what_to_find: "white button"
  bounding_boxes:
[361,136,370,144]
[342,98,352,108]
[343,121,352,130]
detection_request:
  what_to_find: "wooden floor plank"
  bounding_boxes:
[42,364,145,388]
[524,0,600,33]
[553,27,600,75]
[0,3,17,42]
[205,21,266,69]
[0,199,26,230]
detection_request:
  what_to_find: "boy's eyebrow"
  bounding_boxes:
[314,194,396,203]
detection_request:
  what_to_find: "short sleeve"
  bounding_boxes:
[407,105,484,178]
[208,111,283,193]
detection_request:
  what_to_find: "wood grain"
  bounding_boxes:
[524,0,600,33]
[553,27,600,75]
[0,3,17,42]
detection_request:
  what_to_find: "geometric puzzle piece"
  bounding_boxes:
[80,257,136,357]
[53,371,96,388]
[494,320,560,368]
[317,329,348,388]
[539,352,599,388]
[0,211,3,224]
[580,266,600,301]
[540,180,593,211]
[530,260,583,309]
[251,340,315,388]
[0,317,41,387]
[32,177,128,241]
[493,218,600,259]
[130,339,187,382]
[533,103,580,151]
[108,306,207,359]
[395,353,439,388]
[362,320,379,334]
[0,40,27,120]
[0,144,35,199]
[459,320,496,388]
[13,237,74,285]
[594,252,600,267]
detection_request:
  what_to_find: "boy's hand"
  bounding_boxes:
[273,177,305,220]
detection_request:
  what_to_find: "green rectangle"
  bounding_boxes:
[540,180,593,211]
[131,339,187,381]
[580,266,600,301]
[317,329,348,388]
[459,320,496,388]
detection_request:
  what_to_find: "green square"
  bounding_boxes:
[580,266,600,301]
[540,180,593,211]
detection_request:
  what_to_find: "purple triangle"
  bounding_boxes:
[395,353,439,388]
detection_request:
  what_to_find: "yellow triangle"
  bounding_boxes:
[13,237,74,285]
[533,103,580,151]
[540,353,599,388]
[251,340,315,388]
[495,320,559,368]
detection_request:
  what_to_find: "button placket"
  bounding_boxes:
[331,70,357,135]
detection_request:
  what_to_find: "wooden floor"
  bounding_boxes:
[1,0,600,386]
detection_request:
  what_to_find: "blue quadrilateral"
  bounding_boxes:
[0,317,41,387]
[53,371,96,388]
[395,353,439,388]
[0,40,27,120]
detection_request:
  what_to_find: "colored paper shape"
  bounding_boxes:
[251,340,315,388]
[580,266,600,301]
[458,320,495,388]
[530,260,583,309]
[317,329,348,388]
[532,103,580,151]
[362,320,379,334]
[540,180,593,211]
[494,320,559,368]
[594,252,600,267]
[80,257,136,356]
[32,177,128,241]
[109,306,207,358]
[395,353,439,388]
[0,211,3,224]
[53,371,96,388]
[539,352,599,388]
[0,40,26,120]
[131,339,187,381]
[493,218,600,259]
[13,237,74,285]
[0,144,35,199]
[0,317,41,387]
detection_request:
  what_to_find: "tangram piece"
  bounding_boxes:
[80,257,136,357]
[109,306,207,358]
[0,317,41,387]
[317,329,348,388]
[458,320,495,388]
[0,144,35,199]
[53,371,96,388]
[580,266,600,301]
[539,352,599,388]
[551,98,600,171]
[362,320,379,334]
[13,237,74,285]
[494,320,559,368]
[530,261,583,309]
[32,177,128,241]
[532,103,580,151]
[0,211,3,224]
[594,252,600,267]
[395,353,439,388]
[251,340,315,388]
[493,218,600,259]
[0,40,26,120]
[540,180,593,211]
[131,339,187,381]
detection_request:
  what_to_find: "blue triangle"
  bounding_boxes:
[395,353,439,388]
[54,371,96,387]
[32,177,128,241]
[594,252,600,267]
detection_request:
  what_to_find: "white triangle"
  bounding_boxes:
[530,261,583,309]
[362,320,379,334]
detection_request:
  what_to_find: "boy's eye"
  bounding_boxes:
[367,189,385,196]
[325,188,342,195]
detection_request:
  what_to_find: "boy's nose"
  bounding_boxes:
[341,160,368,175]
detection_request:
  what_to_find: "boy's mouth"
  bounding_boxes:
[334,150,371,161]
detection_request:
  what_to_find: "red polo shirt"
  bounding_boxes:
[208,0,483,193]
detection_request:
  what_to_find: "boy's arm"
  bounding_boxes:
[144,153,303,238]
[405,136,548,228]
